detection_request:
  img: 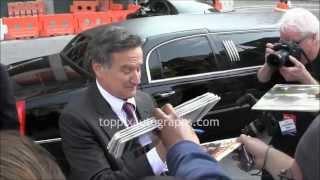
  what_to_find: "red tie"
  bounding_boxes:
[122,102,137,127]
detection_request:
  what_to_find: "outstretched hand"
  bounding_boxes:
[153,104,200,150]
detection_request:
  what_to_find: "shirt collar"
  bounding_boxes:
[96,80,136,113]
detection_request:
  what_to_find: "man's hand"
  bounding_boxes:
[153,104,200,151]
[279,56,318,84]
[265,43,275,57]
[238,134,269,169]
[257,43,277,83]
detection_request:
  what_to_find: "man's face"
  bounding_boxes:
[280,28,319,64]
[94,47,143,100]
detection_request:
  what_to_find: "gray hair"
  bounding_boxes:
[85,26,142,71]
[280,8,319,41]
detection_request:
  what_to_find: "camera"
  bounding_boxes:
[236,93,280,137]
[241,111,279,137]
[266,41,303,68]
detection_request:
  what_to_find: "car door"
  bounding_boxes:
[141,34,240,141]
[211,30,280,96]
[141,30,279,142]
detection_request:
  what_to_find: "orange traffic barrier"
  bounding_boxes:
[74,12,112,33]
[3,16,39,40]
[70,1,98,13]
[108,11,128,23]
[110,3,124,10]
[7,1,46,17]
[127,4,140,12]
[34,1,46,15]
[39,14,75,37]
[8,2,24,17]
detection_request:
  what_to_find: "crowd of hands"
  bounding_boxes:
[153,104,272,170]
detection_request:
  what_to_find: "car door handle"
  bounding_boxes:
[154,90,176,98]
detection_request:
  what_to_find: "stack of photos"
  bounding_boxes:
[252,84,320,112]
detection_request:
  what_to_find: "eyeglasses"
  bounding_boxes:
[281,35,312,64]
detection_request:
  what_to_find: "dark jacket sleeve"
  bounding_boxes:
[59,111,149,180]
[0,64,18,130]
[166,140,230,180]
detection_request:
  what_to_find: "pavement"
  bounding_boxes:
[221,153,260,180]
[234,0,320,18]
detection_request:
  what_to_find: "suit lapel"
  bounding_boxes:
[88,83,126,140]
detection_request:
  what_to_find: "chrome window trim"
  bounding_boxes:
[222,40,234,62]
[145,28,278,83]
[8,57,44,70]
[35,138,62,144]
[145,33,208,82]
[226,40,237,62]
[222,40,241,62]
[229,40,240,62]
[148,65,262,84]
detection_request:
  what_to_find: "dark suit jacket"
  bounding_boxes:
[0,63,18,130]
[59,83,155,180]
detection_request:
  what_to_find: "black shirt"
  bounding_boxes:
[265,53,320,156]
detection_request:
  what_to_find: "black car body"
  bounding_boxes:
[8,12,282,173]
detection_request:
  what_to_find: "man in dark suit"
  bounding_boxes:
[59,26,167,180]
[0,63,18,130]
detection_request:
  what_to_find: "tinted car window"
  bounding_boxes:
[9,56,85,141]
[150,36,216,80]
[9,56,83,99]
[215,31,280,69]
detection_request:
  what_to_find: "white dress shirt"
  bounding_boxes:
[96,80,167,175]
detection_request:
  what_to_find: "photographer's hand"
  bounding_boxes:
[257,43,277,83]
[279,56,318,84]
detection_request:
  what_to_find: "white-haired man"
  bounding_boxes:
[257,8,320,180]
[258,8,319,84]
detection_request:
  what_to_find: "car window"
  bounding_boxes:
[9,56,84,98]
[214,31,280,69]
[149,36,216,80]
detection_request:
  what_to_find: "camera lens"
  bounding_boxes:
[266,50,290,68]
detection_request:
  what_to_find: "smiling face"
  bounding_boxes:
[93,47,143,100]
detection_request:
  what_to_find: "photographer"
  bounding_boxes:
[256,8,320,180]
[258,8,319,85]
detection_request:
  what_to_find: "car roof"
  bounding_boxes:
[81,12,282,40]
